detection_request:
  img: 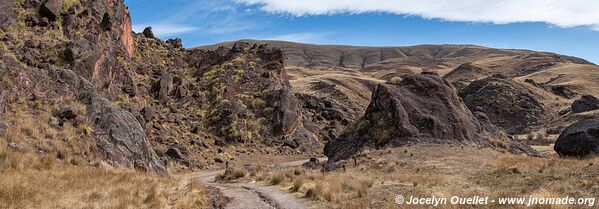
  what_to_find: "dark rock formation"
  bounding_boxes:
[325,73,537,162]
[186,42,321,152]
[51,68,167,174]
[572,95,599,113]
[80,84,166,174]
[0,0,17,28]
[40,0,62,21]
[142,26,155,39]
[54,105,78,119]
[166,147,188,163]
[302,157,320,169]
[554,119,599,157]
[166,38,183,48]
[551,85,579,99]
[459,74,548,134]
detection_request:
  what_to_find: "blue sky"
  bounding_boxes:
[125,0,599,64]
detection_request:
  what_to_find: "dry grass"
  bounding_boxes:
[388,76,403,85]
[322,145,599,209]
[0,139,207,209]
[216,167,248,182]
[241,145,599,209]
[269,171,286,185]
[1,111,98,164]
[247,165,375,203]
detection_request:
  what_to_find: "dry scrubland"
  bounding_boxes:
[0,133,207,209]
[223,144,599,209]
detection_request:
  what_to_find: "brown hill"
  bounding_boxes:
[198,40,594,73]
[202,40,599,137]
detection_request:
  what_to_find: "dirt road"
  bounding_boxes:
[193,158,327,209]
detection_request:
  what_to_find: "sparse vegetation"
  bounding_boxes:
[0,140,207,209]
[61,0,81,13]
[388,76,403,85]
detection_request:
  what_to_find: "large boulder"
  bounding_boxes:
[554,119,599,157]
[324,72,536,162]
[52,69,167,174]
[0,0,16,28]
[40,0,62,21]
[572,95,599,113]
[459,74,549,134]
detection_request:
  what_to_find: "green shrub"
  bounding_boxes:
[61,0,81,13]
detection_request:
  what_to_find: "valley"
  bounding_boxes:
[1,0,599,209]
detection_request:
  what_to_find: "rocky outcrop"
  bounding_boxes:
[186,42,321,152]
[40,0,62,21]
[443,63,492,91]
[0,0,16,28]
[554,119,599,157]
[53,69,167,174]
[572,95,599,113]
[459,74,549,134]
[324,72,536,162]
[142,27,156,39]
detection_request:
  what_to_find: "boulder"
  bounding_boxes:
[554,119,599,157]
[48,116,60,127]
[325,73,537,162]
[0,0,17,28]
[40,0,62,21]
[551,85,578,99]
[302,157,320,169]
[166,38,183,48]
[52,68,167,174]
[459,74,548,134]
[166,147,188,163]
[572,95,599,113]
[158,71,173,104]
[62,14,80,33]
[54,105,78,119]
[142,26,155,39]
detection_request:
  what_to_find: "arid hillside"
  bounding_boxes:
[203,40,599,138]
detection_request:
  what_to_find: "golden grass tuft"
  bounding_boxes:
[269,171,285,185]
[388,76,403,85]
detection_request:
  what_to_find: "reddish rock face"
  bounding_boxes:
[121,9,135,57]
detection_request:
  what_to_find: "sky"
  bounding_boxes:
[124,0,599,64]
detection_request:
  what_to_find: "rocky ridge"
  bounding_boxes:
[324,72,537,162]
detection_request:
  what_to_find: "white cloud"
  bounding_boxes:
[133,24,199,37]
[236,0,599,30]
[265,32,331,43]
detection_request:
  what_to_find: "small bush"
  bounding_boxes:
[61,0,80,13]
[77,123,92,136]
[270,172,285,185]
[388,77,403,85]
[305,183,323,200]
[251,98,266,109]
[291,178,304,192]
